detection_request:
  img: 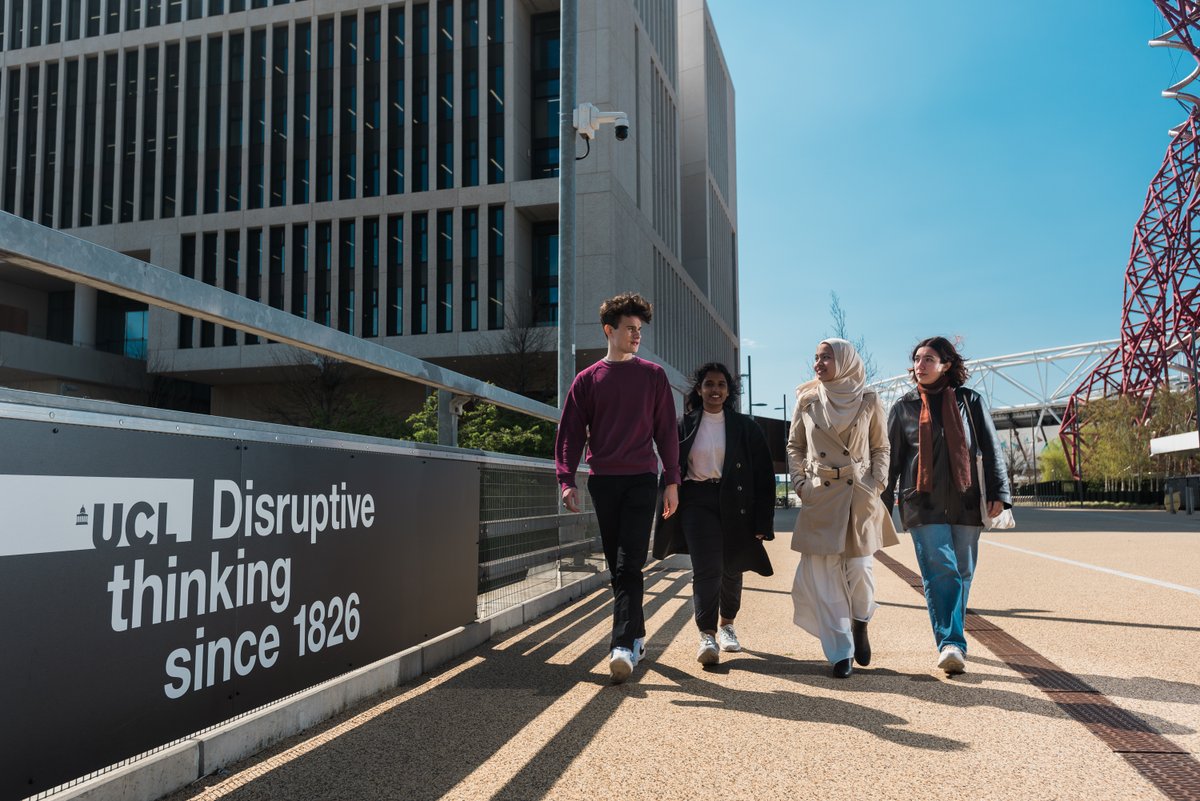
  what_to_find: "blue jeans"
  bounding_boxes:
[909,524,981,653]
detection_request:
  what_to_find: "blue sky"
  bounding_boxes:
[707,1,1186,418]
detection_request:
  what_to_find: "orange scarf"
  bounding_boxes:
[916,379,972,494]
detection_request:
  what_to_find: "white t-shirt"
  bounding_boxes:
[687,410,726,481]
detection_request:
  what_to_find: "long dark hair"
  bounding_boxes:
[685,362,741,412]
[909,336,969,387]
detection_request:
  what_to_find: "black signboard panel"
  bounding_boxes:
[0,418,479,801]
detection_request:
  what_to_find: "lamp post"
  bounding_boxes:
[741,354,754,415]
[775,394,789,505]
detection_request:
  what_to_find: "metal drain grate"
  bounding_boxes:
[876,548,1200,800]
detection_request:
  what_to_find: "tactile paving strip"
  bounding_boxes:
[875,549,1200,800]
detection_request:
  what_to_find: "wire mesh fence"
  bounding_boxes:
[476,466,603,619]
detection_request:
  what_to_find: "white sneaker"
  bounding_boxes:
[716,624,741,652]
[631,637,647,667]
[937,645,966,674]
[697,632,720,665]
[609,647,634,683]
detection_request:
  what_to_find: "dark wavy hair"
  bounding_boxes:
[685,362,741,412]
[599,292,654,328]
[909,336,969,387]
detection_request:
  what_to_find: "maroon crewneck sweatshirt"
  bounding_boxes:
[554,356,681,490]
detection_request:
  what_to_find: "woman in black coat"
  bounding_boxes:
[653,362,775,666]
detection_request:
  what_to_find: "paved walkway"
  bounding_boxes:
[164,508,1200,801]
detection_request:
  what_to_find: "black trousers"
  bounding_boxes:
[587,473,658,650]
[680,481,743,633]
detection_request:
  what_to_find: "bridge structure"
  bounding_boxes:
[868,340,1119,480]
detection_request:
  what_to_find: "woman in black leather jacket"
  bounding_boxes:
[882,336,1011,675]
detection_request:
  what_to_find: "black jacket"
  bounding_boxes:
[882,386,1012,530]
[652,408,775,576]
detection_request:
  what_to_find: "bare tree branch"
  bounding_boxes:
[827,292,878,382]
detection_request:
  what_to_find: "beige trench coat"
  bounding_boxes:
[788,387,898,557]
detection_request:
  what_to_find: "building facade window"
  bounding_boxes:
[316,18,334,202]
[387,7,405,195]
[363,217,380,337]
[241,229,261,344]
[316,221,332,326]
[20,66,40,221]
[462,0,479,187]
[61,59,80,226]
[223,230,240,345]
[338,219,356,334]
[249,29,267,209]
[161,45,178,218]
[412,211,428,333]
[436,0,453,190]
[123,50,141,222]
[80,57,99,224]
[141,47,159,220]
[203,38,222,215]
[531,13,560,179]
[413,4,429,192]
[436,209,453,332]
[486,0,504,184]
[182,40,200,216]
[178,234,195,348]
[97,292,148,359]
[227,33,245,211]
[99,57,117,223]
[487,204,503,329]
[386,214,403,335]
[532,222,559,325]
[292,223,309,318]
[463,207,478,331]
[339,15,357,200]
[42,63,59,227]
[2,70,17,215]
[270,26,289,206]
[364,11,382,198]
[200,232,218,347]
[269,226,286,310]
[293,22,311,204]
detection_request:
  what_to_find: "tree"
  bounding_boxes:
[1039,439,1072,482]
[828,292,878,382]
[405,391,555,458]
[258,352,410,439]
[472,312,556,402]
[1075,387,1196,481]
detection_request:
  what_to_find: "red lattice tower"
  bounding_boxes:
[1060,1,1200,478]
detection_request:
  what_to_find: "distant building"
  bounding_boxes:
[0,0,738,418]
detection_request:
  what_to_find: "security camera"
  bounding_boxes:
[574,102,631,142]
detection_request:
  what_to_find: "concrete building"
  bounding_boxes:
[0,0,738,419]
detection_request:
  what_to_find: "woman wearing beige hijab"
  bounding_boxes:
[788,338,897,678]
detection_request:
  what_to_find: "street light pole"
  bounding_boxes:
[556,0,578,410]
[742,354,753,415]
[772,393,792,506]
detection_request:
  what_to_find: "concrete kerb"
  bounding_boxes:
[46,570,610,801]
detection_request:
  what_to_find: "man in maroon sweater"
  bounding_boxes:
[555,292,681,683]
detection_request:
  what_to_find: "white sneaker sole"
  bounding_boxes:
[938,651,966,674]
[610,657,633,683]
[718,641,741,653]
[697,646,719,666]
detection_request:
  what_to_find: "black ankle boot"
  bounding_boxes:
[833,658,853,678]
[852,619,871,666]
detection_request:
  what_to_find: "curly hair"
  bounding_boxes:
[599,292,654,328]
[684,362,741,412]
[909,336,969,387]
